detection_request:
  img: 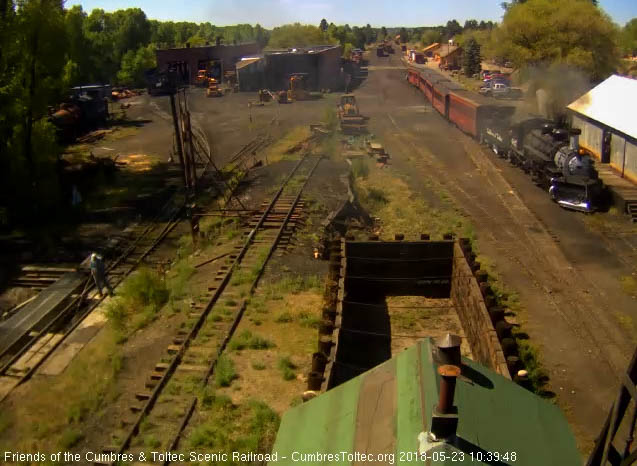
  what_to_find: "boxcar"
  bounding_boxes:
[448,89,516,139]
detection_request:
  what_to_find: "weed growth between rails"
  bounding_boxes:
[184,395,280,459]
[105,267,169,342]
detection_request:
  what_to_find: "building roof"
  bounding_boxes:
[264,44,340,55]
[438,45,462,58]
[269,338,580,466]
[567,74,637,140]
[423,42,440,53]
[236,57,262,69]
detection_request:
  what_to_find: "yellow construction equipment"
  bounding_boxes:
[195,69,208,86]
[287,73,310,101]
[337,94,367,134]
[206,78,222,97]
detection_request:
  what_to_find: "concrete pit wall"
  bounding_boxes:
[308,236,517,395]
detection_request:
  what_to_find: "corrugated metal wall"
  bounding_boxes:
[572,115,603,160]
[610,134,637,183]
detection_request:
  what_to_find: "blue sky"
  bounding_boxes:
[65,0,636,27]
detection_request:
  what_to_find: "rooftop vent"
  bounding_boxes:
[430,334,461,440]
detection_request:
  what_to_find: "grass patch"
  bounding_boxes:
[229,330,275,351]
[215,356,238,387]
[0,326,123,455]
[167,260,195,301]
[59,428,84,449]
[251,361,266,370]
[352,168,473,240]
[278,356,297,381]
[298,311,321,328]
[144,434,161,449]
[263,126,312,163]
[264,275,322,299]
[187,397,279,458]
[274,312,293,323]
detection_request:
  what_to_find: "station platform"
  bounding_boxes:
[596,165,637,219]
[0,272,86,362]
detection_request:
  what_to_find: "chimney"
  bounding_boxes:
[430,364,461,440]
[435,333,462,366]
[430,334,462,440]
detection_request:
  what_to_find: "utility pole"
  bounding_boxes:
[169,92,188,189]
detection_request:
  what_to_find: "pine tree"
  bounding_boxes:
[463,38,481,77]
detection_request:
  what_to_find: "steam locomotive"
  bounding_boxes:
[407,67,605,212]
[482,119,604,212]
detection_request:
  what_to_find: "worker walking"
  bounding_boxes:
[90,253,114,297]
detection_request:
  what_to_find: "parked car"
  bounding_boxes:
[479,82,523,99]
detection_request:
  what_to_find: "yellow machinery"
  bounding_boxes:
[195,69,208,86]
[277,90,288,103]
[206,78,222,97]
[337,94,367,133]
[287,73,310,101]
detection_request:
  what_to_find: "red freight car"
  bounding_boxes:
[408,68,419,86]
[447,89,516,139]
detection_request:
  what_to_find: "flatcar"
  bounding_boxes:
[406,66,605,212]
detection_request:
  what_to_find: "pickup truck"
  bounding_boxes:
[479,82,523,99]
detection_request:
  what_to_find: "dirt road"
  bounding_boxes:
[358,52,637,452]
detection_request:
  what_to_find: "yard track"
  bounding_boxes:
[0,130,271,403]
[94,154,322,466]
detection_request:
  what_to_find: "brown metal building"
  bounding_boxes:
[236,45,343,92]
[155,43,260,84]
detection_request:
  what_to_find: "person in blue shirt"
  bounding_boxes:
[89,253,114,297]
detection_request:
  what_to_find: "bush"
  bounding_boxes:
[120,268,169,310]
[215,356,238,387]
[251,361,266,370]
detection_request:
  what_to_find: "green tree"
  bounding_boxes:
[620,18,637,57]
[254,23,268,49]
[464,19,478,30]
[268,23,334,49]
[445,20,462,38]
[9,0,66,218]
[502,0,597,9]
[463,37,482,76]
[493,0,619,79]
[117,44,156,87]
[398,27,409,43]
[319,18,328,33]
[380,26,387,40]
[421,29,442,46]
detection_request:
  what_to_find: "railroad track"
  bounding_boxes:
[0,201,183,399]
[94,154,322,466]
[0,126,277,401]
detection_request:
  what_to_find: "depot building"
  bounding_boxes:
[568,74,637,184]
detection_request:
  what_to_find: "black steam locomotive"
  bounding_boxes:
[482,118,605,212]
